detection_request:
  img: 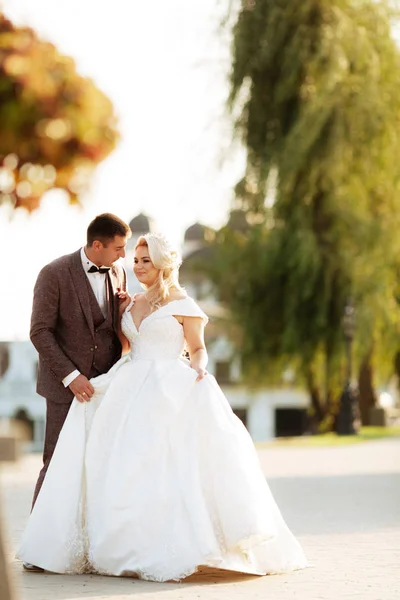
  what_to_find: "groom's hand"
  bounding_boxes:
[69,375,95,403]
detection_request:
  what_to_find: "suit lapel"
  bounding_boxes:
[69,250,95,338]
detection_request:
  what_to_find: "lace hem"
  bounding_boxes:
[64,529,309,581]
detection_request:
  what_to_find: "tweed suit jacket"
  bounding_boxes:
[30,249,127,404]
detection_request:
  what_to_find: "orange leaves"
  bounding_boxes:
[0,13,119,212]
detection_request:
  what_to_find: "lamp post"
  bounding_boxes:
[336,298,360,435]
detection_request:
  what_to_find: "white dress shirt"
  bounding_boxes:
[62,247,109,388]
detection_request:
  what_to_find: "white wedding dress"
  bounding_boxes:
[18,297,308,581]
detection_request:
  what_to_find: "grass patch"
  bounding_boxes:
[256,426,400,448]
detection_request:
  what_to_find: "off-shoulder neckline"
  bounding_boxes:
[125,297,191,332]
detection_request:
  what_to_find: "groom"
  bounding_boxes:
[29,213,131,519]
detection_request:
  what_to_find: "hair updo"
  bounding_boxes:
[135,233,184,307]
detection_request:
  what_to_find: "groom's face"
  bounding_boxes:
[96,235,127,266]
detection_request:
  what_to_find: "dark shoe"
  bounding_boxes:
[23,562,44,572]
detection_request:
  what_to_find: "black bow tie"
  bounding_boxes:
[88,265,110,274]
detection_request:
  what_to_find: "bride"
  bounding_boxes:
[18,233,309,582]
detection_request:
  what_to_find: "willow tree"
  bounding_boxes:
[0,13,118,211]
[209,0,400,428]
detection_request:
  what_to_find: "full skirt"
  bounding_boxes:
[18,355,308,581]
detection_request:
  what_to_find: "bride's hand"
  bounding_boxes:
[194,367,208,382]
[117,290,131,312]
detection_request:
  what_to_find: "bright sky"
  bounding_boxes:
[0,0,244,340]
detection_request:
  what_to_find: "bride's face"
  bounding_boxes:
[134,245,159,287]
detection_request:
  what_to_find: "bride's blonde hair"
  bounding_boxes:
[135,233,184,308]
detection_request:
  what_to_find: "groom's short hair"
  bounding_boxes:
[87,213,131,246]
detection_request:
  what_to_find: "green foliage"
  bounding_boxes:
[206,0,400,424]
[0,13,119,211]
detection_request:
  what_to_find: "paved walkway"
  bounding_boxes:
[1,438,400,600]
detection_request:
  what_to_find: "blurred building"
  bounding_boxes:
[0,341,44,451]
[0,211,309,449]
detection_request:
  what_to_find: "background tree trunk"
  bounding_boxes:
[305,368,325,426]
[358,351,377,425]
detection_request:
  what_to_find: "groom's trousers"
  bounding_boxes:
[32,399,72,507]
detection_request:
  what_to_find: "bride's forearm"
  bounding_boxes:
[190,348,208,371]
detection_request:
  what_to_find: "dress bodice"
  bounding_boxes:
[121,297,208,360]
